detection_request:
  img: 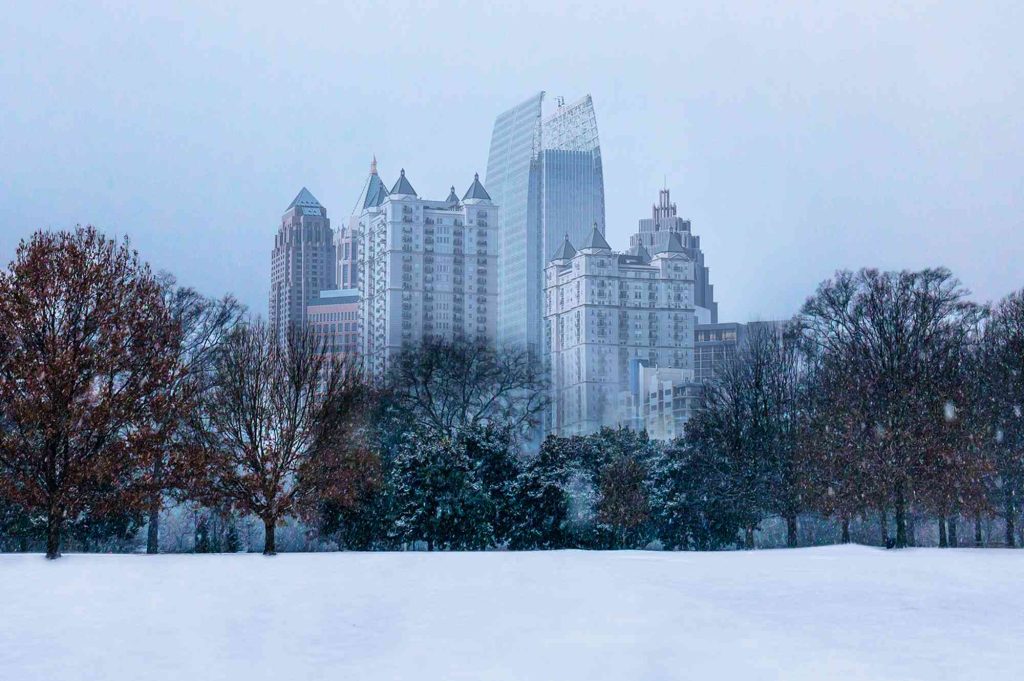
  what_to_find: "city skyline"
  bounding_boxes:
[1,3,1020,326]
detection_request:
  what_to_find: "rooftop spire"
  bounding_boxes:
[390,168,417,197]
[370,155,377,175]
[462,172,492,203]
[579,223,611,251]
[551,233,576,261]
[445,185,460,206]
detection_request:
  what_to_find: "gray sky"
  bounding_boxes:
[2,1,1021,322]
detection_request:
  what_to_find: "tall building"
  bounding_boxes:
[356,168,499,376]
[486,92,605,353]
[306,288,360,358]
[269,188,335,340]
[544,227,696,436]
[629,187,717,323]
[337,157,390,291]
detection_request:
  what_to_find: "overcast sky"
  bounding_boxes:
[2,1,1021,322]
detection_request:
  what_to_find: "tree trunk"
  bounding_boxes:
[744,525,755,549]
[785,514,798,548]
[841,517,851,544]
[894,486,908,548]
[146,456,163,554]
[1005,490,1017,548]
[262,516,276,556]
[880,510,890,547]
[46,509,62,560]
[975,513,983,547]
[938,515,948,548]
[947,515,958,548]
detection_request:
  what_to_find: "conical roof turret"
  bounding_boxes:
[462,173,492,204]
[551,234,577,262]
[579,223,611,252]
[390,168,417,197]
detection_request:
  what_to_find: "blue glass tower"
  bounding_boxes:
[485,92,605,353]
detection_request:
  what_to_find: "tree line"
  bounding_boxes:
[1,227,1022,557]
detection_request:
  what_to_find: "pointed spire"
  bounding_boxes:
[390,168,417,197]
[446,185,460,207]
[462,172,492,203]
[353,162,389,213]
[551,234,576,262]
[579,223,611,252]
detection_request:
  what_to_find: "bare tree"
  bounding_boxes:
[145,275,243,554]
[185,321,368,555]
[0,226,179,558]
[387,339,547,445]
[799,268,985,547]
[976,291,1024,546]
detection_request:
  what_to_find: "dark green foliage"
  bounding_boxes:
[652,437,745,550]
[392,429,497,551]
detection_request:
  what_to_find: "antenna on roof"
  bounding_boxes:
[556,96,565,107]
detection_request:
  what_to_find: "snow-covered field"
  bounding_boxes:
[0,545,1020,681]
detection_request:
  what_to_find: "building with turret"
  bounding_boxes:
[269,188,335,341]
[629,187,717,323]
[355,167,500,376]
[544,226,696,435]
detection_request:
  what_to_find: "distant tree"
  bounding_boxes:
[798,268,985,547]
[185,322,367,555]
[0,226,179,559]
[145,275,243,554]
[0,497,38,552]
[976,291,1024,546]
[684,324,808,548]
[598,454,650,549]
[388,339,547,445]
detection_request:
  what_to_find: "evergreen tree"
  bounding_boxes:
[392,429,495,550]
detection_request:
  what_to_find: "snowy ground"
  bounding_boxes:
[0,545,1020,681]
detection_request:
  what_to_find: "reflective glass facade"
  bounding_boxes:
[485,92,605,354]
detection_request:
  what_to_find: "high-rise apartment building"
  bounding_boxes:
[629,188,717,323]
[269,188,335,340]
[486,92,605,353]
[336,158,391,291]
[356,168,499,376]
[544,227,696,436]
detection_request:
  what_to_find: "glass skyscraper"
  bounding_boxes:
[485,92,605,353]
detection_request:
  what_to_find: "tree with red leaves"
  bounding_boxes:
[185,321,370,555]
[0,226,180,559]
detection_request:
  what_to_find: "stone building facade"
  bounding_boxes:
[544,227,696,436]
[356,168,499,376]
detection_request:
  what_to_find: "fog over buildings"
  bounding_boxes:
[1,3,1021,326]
